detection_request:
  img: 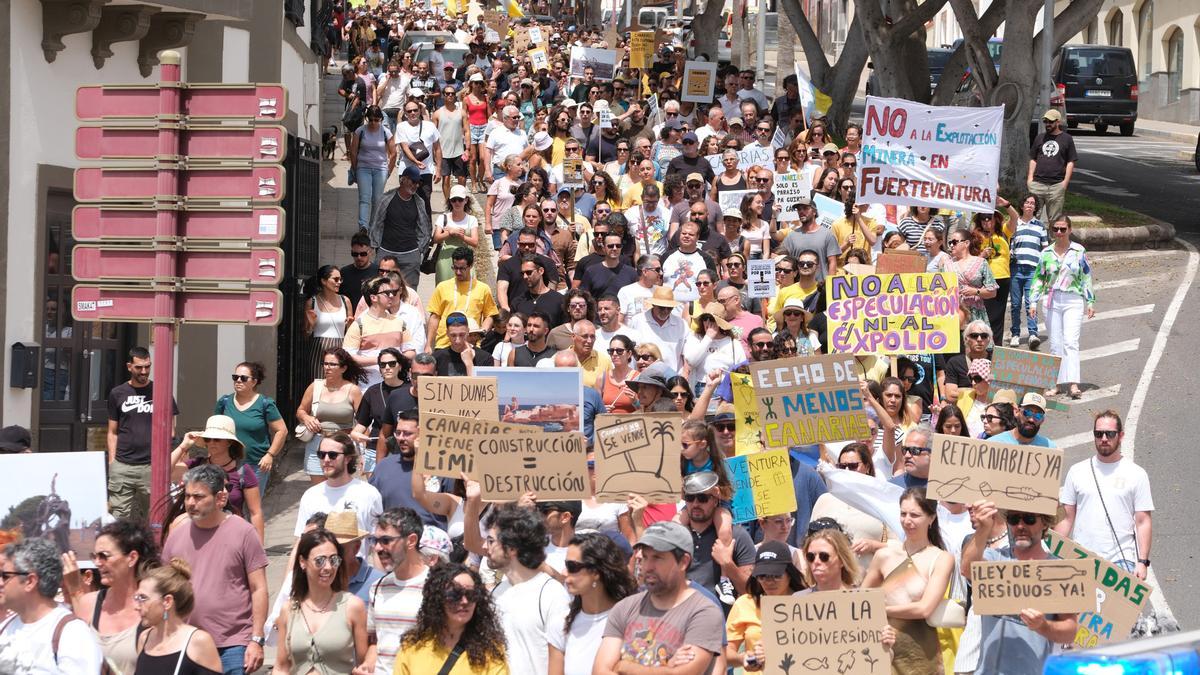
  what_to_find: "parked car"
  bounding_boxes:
[950,73,1066,144]
[1051,44,1138,135]
[412,42,470,69]
[683,26,731,65]
[865,47,955,97]
[511,15,556,25]
[398,31,455,53]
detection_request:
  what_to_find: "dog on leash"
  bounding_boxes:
[321,125,339,160]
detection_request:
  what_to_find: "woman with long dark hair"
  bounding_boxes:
[936,404,970,438]
[273,529,367,674]
[296,347,365,484]
[811,443,890,576]
[214,361,287,491]
[863,488,955,675]
[393,563,507,674]
[548,533,637,675]
[725,541,807,670]
[665,375,695,414]
[303,265,353,381]
[598,335,639,414]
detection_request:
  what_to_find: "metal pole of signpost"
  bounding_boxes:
[149,50,183,529]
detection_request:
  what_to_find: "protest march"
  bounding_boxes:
[0,1,1173,674]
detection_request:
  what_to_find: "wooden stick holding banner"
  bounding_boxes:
[762,589,891,675]
[927,433,1063,515]
[593,414,682,502]
[750,355,871,448]
[971,559,1095,616]
[1043,531,1154,647]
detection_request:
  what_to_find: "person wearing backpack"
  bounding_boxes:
[0,537,103,673]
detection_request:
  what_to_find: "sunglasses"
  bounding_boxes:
[980,414,1001,423]
[835,462,861,470]
[1052,226,1069,233]
[751,341,773,349]
[805,551,832,564]
[446,315,468,327]
[309,554,342,569]
[1006,513,1039,526]
[1022,408,1046,421]
[797,261,818,268]
[370,535,402,547]
[713,423,736,432]
[670,391,690,399]
[775,268,794,275]
[351,251,370,257]
[900,375,918,383]
[564,560,591,574]
[967,332,990,340]
[682,493,713,503]
[607,348,627,355]
[727,261,744,268]
[605,243,622,249]
[970,375,985,384]
[444,585,482,604]
[1094,429,1119,439]
[379,360,399,368]
[316,450,345,460]
[635,353,655,360]
[231,374,252,383]
[901,446,931,456]
[322,361,343,368]
[949,239,967,246]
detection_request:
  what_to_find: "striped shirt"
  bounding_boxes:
[368,567,428,675]
[1009,218,1048,271]
[896,215,945,252]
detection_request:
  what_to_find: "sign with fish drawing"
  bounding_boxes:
[926,433,1063,516]
[762,589,890,675]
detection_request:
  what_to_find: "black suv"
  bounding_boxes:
[1052,44,1138,136]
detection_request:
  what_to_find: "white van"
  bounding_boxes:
[637,7,668,29]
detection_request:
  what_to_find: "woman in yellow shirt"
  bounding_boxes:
[725,541,807,671]
[393,563,508,675]
[975,209,1012,340]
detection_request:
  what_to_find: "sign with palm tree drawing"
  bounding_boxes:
[593,414,683,503]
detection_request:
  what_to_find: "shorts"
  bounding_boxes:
[440,155,468,177]
[469,124,487,145]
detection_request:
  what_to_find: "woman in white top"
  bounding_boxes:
[491,311,526,366]
[739,193,771,261]
[683,303,747,409]
[433,185,481,284]
[809,444,890,578]
[304,265,353,381]
[548,533,637,675]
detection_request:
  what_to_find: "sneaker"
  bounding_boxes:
[1009,335,1021,347]
[716,576,736,605]
[1029,335,1041,350]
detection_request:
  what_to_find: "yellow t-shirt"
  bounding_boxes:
[392,638,508,675]
[579,348,613,388]
[831,215,878,263]
[427,278,499,349]
[980,233,1011,279]
[726,594,762,653]
[766,282,818,331]
[620,180,663,210]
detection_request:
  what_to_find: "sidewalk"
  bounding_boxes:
[1131,116,1199,151]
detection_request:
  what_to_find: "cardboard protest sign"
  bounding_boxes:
[971,559,1095,616]
[472,424,589,501]
[762,589,891,675]
[746,259,775,298]
[750,355,870,448]
[417,376,499,420]
[991,346,1062,392]
[731,372,762,455]
[718,189,755,214]
[927,433,1063,515]
[569,46,619,80]
[593,414,683,502]
[859,96,1004,213]
[874,250,928,275]
[727,449,796,523]
[0,452,108,557]
[628,31,656,69]
[772,172,806,222]
[1044,531,1154,647]
[826,273,961,355]
[417,413,535,479]
[476,366,584,432]
[598,108,614,129]
[738,144,773,171]
[529,48,549,73]
[812,192,843,230]
[682,60,717,103]
[771,125,790,149]
[512,26,531,53]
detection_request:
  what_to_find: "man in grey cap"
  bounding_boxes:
[594,520,725,673]
[369,166,432,289]
[667,131,716,183]
[681,471,756,605]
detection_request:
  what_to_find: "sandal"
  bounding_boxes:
[1069,387,1082,399]
[1044,388,1060,398]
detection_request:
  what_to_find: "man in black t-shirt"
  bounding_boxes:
[580,233,638,301]
[433,312,494,376]
[512,256,566,327]
[1027,109,1077,223]
[340,231,378,309]
[497,228,559,310]
[106,347,178,521]
[370,166,431,289]
[507,312,558,367]
[667,133,716,183]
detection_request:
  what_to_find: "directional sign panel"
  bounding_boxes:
[72,286,283,326]
[76,83,287,121]
[74,165,285,203]
[76,125,287,162]
[72,205,284,243]
[73,246,284,285]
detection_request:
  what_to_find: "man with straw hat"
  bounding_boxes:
[629,286,688,370]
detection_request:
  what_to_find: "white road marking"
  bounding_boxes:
[1095,274,1170,291]
[1079,338,1140,361]
[1052,431,1096,449]
[1091,249,1183,263]
[1064,384,1122,405]
[1091,303,1155,322]
[1123,237,1198,629]
[1074,168,1115,182]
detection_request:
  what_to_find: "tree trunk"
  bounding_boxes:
[690,0,726,63]
[776,10,796,97]
[776,0,867,137]
[992,0,1040,196]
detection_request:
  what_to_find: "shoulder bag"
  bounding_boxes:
[420,214,446,275]
[407,121,431,162]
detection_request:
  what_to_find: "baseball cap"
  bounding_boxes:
[449,184,470,201]
[1020,392,1047,411]
[682,131,699,143]
[791,193,813,208]
[664,119,682,131]
[637,521,694,557]
[728,116,744,127]
[822,143,839,155]
[722,207,743,220]
[400,165,422,182]
[1043,109,1062,122]
[686,172,705,184]
[561,98,578,108]
[753,540,793,576]
[992,388,1019,406]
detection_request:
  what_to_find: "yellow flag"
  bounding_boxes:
[506,0,525,18]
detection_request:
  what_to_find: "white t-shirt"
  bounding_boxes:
[544,543,568,574]
[293,478,384,536]
[623,203,672,257]
[487,125,528,169]
[369,567,429,675]
[0,605,103,675]
[576,502,629,532]
[628,310,689,371]
[1060,457,1154,564]
[662,249,711,303]
[395,120,442,175]
[492,572,571,675]
[616,283,655,324]
[546,609,611,675]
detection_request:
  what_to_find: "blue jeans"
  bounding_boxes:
[1009,268,1039,337]
[356,166,387,229]
[217,645,245,675]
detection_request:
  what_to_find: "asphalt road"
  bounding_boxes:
[1044,129,1200,234]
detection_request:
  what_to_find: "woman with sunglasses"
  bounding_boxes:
[938,227,998,325]
[213,361,287,490]
[393,563,507,675]
[682,269,720,326]
[273,529,367,675]
[548,533,637,675]
[1029,214,1094,399]
[811,443,890,575]
[954,359,994,437]
[433,185,481,284]
[980,400,1017,439]
[59,520,159,675]
[170,415,265,540]
[303,265,353,381]
[725,541,807,671]
[488,170,532,249]
[798,527,898,650]
[666,375,695,414]
[133,559,223,675]
[862,488,955,675]
[974,208,1013,340]
[772,299,819,355]
[599,335,640,414]
[588,171,621,212]
[651,122,683,177]
[773,148,792,176]
[602,140,636,190]
[296,348,365,485]
[684,303,747,407]
[348,105,398,231]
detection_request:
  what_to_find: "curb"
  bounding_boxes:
[1074,221,1177,250]
[1131,125,1198,145]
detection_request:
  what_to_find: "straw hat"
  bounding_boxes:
[643,286,679,309]
[198,415,244,456]
[325,510,368,544]
[696,302,733,332]
[772,297,812,328]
